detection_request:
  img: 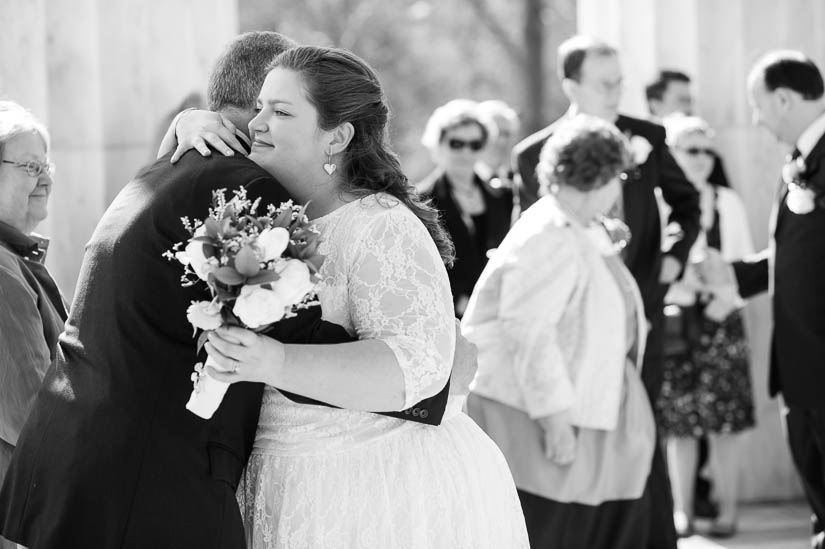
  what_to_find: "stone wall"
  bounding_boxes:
[0,0,238,298]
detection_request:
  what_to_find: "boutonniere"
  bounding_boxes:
[628,135,653,166]
[781,155,818,215]
[585,216,631,256]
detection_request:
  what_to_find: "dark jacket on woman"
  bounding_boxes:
[420,171,513,315]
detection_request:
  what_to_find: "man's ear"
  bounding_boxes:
[775,87,795,111]
[328,122,355,155]
[561,78,578,102]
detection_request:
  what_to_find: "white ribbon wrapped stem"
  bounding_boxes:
[186,355,231,419]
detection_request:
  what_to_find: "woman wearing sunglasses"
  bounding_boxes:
[658,115,756,538]
[417,99,513,317]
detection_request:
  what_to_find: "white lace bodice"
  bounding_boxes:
[254,193,456,455]
[314,193,455,406]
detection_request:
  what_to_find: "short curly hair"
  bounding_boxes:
[537,115,632,194]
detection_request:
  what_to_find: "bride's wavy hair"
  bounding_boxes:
[268,46,455,266]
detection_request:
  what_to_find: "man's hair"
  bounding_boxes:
[557,35,617,82]
[0,100,50,161]
[645,70,691,103]
[207,31,297,111]
[751,50,824,100]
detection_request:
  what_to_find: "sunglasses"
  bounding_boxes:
[679,147,714,157]
[447,138,484,152]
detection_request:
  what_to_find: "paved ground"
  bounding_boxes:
[679,501,812,549]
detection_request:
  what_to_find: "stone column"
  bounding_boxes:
[578,0,819,500]
[43,0,106,295]
[0,0,49,115]
[1,0,238,298]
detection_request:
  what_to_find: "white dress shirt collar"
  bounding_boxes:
[796,109,825,159]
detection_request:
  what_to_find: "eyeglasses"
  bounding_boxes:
[447,138,484,152]
[678,147,714,157]
[2,159,55,177]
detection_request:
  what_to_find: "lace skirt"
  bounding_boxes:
[237,411,528,549]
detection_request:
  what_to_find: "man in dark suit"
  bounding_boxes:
[731,50,825,549]
[512,35,701,549]
[0,32,458,549]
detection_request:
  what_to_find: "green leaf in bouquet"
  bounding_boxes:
[196,330,210,354]
[295,237,320,259]
[273,208,292,228]
[222,202,237,220]
[213,266,245,286]
[214,284,237,301]
[246,269,280,285]
[204,217,221,239]
[202,243,217,259]
[305,254,325,274]
[234,245,261,277]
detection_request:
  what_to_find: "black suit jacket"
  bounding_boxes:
[0,151,448,549]
[734,133,825,409]
[420,171,513,314]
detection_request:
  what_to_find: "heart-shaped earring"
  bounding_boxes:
[324,151,336,176]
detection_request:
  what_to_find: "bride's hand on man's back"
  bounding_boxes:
[156,109,247,163]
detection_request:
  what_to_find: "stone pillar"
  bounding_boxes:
[1,0,238,298]
[578,0,819,500]
[43,0,106,295]
[0,0,49,115]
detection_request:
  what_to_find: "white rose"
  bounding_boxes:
[176,226,217,280]
[257,227,290,262]
[629,135,653,165]
[232,285,291,329]
[787,185,816,215]
[272,259,316,305]
[186,300,223,331]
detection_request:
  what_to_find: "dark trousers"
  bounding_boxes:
[785,404,825,547]
[641,304,679,549]
[517,489,650,549]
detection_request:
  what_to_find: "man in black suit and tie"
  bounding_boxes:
[731,50,825,549]
[0,31,460,549]
[512,35,701,549]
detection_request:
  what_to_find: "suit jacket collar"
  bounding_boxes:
[796,110,825,160]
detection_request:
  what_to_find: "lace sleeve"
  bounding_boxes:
[347,204,455,409]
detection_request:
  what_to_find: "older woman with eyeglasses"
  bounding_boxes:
[657,115,755,538]
[416,99,514,317]
[0,101,66,532]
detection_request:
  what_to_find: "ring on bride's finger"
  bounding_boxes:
[232,364,239,373]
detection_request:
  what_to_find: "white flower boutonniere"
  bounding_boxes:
[782,155,817,215]
[629,135,653,166]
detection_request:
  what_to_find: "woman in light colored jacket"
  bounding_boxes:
[463,115,656,549]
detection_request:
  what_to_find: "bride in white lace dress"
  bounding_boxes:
[201,46,528,548]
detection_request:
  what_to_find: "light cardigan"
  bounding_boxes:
[462,196,647,431]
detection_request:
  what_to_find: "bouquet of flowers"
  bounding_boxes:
[164,187,324,419]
